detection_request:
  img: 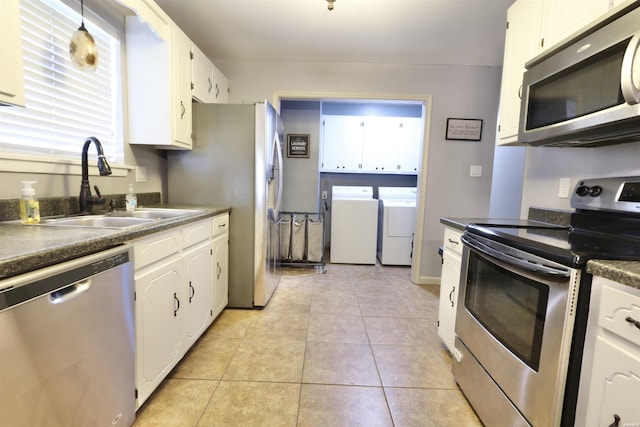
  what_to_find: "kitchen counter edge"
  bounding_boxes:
[586,259,640,290]
[0,206,231,280]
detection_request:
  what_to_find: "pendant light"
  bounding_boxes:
[69,0,98,72]
[327,0,336,11]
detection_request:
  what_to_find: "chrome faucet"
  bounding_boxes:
[79,136,112,214]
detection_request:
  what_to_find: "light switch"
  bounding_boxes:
[558,177,571,198]
[135,166,147,183]
[470,165,482,177]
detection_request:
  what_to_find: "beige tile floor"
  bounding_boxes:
[132,262,482,427]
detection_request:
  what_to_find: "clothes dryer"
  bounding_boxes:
[377,187,417,266]
[330,186,378,264]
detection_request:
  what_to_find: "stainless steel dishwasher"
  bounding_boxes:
[0,245,135,427]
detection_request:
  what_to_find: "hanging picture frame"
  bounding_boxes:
[445,118,483,141]
[287,134,310,158]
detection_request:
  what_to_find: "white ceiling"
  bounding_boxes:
[154,0,516,67]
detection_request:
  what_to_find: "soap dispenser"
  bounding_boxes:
[20,181,40,224]
[126,184,137,212]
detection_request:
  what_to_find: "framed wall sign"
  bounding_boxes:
[287,134,310,158]
[446,118,483,141]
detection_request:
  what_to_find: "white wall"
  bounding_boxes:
[520,143,640,213]
[216,59,502,281]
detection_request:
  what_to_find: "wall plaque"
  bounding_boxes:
[446,118,483,141]
[287,134,310,158]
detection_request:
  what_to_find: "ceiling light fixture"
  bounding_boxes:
[327,0,337,11]
[69,0,98,72]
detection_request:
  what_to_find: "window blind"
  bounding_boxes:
[0,0,123,165]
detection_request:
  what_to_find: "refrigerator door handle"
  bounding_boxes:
[273,131,284,217]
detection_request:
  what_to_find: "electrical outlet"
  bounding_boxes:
[322,191,328,200]
[558,177,571,198]
[135,166,147,183]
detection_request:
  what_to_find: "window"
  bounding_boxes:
[0,0,124,169]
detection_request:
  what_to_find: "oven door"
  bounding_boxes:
[453,233,581,427]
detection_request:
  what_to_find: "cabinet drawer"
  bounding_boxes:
[134,229,181,271]
[212,213,229,237]
[599,283,640,347]
[443,228,463,256]
[182,220,212,249]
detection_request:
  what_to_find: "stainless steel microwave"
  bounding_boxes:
[519,3,640,147]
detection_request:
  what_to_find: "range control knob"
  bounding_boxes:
[589,185,602,197]
[576,185,589,196]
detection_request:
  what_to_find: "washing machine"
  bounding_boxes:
[377,187,417,266]
[330,186,378,264]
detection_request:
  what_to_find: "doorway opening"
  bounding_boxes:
[273,92,433,284]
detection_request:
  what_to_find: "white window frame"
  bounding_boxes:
[0,0,129,177]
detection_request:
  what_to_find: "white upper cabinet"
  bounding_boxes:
[192,45,229,104]
[497,0,617,146]
[540,0,612,53]
[211,63,229,103]
[172,24,193,146]
[321,115,422,174]
[192,45,213,103]
[362,117,403,173]
[320,115,363,172]
[126,11,192,150]
[396,118,422,173]
[497,0,543,145]
[125,0,229,150]
[0,0,25,107]
[341,116,365,171]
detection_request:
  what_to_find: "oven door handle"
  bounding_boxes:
[461,235,571,278]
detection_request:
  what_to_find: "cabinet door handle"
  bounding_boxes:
[180,101,185,119]
[208,77,212,93]
[625,316,640,330]
[609,414,620,427]
[217,262,222,280]
[189,281,195,303]
[449,286,455,307]
[215,83,220,98]
[174,292,180,317]
[448,238,459,245]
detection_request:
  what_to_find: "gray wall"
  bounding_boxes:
[216,58,502,281]
[520,143,640,214]
[280,101,322,214]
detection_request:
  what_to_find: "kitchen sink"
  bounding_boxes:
[37,216,156,229]
[16,208,203,229]
[108,208,203,219]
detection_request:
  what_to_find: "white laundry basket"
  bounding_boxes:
[306,215,324,262]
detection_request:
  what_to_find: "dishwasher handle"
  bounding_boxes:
[0,246,130,312]
[49,279,92,304]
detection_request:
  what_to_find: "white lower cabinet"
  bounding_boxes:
[437,227,463,358]
[211,214,229,319]
[576,276,640,427]
[135,254,184,407]
[133,219,214,408]
[184,240,213,349]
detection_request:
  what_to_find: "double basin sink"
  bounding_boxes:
[36,208,202,229]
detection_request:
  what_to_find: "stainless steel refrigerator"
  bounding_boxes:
[167,101,284,308]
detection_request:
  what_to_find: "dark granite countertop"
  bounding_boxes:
[587,260,640,290]
[0,205,231,280]
[440,207,573,231]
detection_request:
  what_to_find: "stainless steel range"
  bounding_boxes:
[453,176,640,427]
